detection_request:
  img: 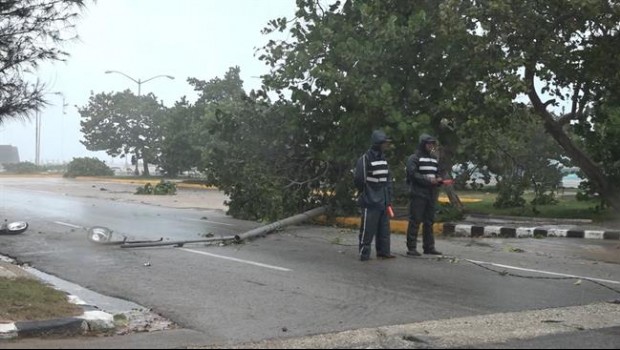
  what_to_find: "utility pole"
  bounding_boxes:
[35,91,65,166]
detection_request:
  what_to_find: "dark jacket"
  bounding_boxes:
[354,131,393,209]
[406,134,442,199]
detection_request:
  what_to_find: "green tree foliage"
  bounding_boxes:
[574,92,620,208]
[253,0,620,214]
[158,97,202,177]
[0,0,86,122]
[64,157,113,178]
[157,0,620,218]
[78,90,167,176]
[461,0,620,211]
[256,0,495,214]
[263,1,434,158]
[458,107,565,208]
[188,67,324,220]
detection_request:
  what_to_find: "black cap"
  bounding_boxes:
[419,134,437,144]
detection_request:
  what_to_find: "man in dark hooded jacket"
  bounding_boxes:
[405,134,443,256]
[353,130,395,261]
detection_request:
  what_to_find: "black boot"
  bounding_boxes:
[424,249,442,255]
[406,250,421,257]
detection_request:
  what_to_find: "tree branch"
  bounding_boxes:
[543,99,556,108]
[557,113,573,127]
[284,161,330,188]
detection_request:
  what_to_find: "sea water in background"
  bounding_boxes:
[562,173,583,189]
[452,164,584,189]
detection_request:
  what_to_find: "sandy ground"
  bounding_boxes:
[0,175,229,212]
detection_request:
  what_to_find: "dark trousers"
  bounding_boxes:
[359,208,391,259]
[406,196,436,252]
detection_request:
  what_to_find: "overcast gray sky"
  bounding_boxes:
[0,0,296,165]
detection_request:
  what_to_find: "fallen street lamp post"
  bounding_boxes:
[86,226,234,248]
[120,236,237,248]
[233,206,328,242]
[87,206,328,248]
[86,226,163,245]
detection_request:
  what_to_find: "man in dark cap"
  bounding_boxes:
[353,130,395,261]
[405,134,443,256]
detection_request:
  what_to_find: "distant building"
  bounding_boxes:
[0,145,20,170]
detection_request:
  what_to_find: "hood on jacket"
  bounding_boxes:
[418,134,437,152]
[371,130,391,146]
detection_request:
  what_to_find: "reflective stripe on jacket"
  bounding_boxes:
[354,149,393,209]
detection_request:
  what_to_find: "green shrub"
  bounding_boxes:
[135,180,177,195]
[64,157,114,178]
[436,203,464,222]
[494,176,527,208]
[1,162,42,174]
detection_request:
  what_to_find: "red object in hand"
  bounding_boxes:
[441,179,455,186]
[387,205,395,218]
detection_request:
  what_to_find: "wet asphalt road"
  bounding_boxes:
[1,177,619,348]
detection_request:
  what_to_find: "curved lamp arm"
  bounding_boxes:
[105,70,140,84]
[142,74,175,84]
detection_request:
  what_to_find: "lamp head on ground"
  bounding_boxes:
[87,226,113,243]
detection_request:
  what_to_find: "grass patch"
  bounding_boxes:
[395,188,614,222]
[0,277,82,322]
[458,190,614,221]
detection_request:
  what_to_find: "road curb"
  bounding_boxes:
[316,216,444,236]
[442,223,620,240]
[0,259,116,340]
[319,217,620,241]
[0,304,115,340]
[11,317,87,338]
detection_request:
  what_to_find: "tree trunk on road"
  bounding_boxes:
[438,134,464,212]
[444,185,464,211]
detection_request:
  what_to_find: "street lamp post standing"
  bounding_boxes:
[35,91,66,166]
[104,70,174,97]
[104,70,174,174]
